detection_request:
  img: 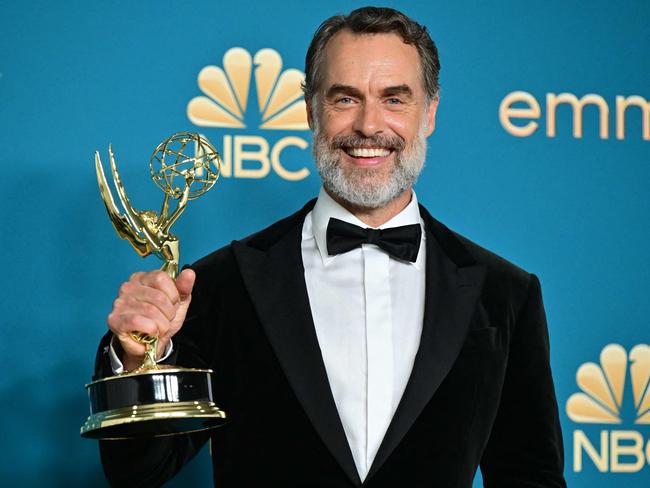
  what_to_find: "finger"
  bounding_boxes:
[176,268,196,302]
[121,297,175,337]
[132,286,178,322]
[117,333,147,358]
[139,270,181,305]
[109,310,159,337]
[114,283,177,323]
[128,271,146,283]
[113,321,158,360]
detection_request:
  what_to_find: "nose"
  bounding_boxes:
[351,101,385,137]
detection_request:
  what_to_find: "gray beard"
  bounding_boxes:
[312,120,428,210]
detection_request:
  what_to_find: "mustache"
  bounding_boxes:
[327,134,406,151]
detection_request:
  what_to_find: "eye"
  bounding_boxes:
[386,97,403,105]
[336,97,355,104]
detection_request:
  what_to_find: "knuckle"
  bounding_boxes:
[152,271,169,287]
[150,290,167,309]
[142,302,161,320]
[122,313,139,329]
[132,315,155,334]
[107,312,117,329]
[108,312,128,332]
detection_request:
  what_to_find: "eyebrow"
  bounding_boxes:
[382,84,414,98]
[325,84,363,99]
[324,84,415,100]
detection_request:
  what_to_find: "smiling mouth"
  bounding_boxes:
[343,147,392,158]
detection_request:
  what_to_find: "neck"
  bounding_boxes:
[326,188,413,228]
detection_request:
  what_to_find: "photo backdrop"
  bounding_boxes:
[1,0,648,486]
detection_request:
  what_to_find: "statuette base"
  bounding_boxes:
[81,367,227,439]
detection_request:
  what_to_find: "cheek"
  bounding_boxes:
[322,109,357,135]
[385,112,418,140]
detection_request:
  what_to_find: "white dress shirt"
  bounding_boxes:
[302,188,426,480]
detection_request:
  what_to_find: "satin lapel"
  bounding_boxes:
[232,214,361,486]
[367,212,487,480]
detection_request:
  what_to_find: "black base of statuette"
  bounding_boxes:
[81,367,227,440]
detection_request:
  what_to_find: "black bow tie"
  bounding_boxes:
[326,217,422,262]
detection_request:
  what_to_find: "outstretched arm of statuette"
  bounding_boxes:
[95,150,151,257]
[161,174,193,235]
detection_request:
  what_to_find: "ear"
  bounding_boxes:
[424,96,440,137]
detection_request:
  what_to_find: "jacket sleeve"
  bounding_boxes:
[99,430,209,487]
[93,333,211,487]
[93,268,214,488]
[480,273,567,487]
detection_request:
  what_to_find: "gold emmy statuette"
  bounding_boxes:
[81,132,227,439]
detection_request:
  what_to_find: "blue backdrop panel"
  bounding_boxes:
[0,0,648,486]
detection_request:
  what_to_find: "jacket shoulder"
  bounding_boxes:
[420,204,530,283]
[421,204,536,320]
[453,230,530,282]
[451,229,539,325]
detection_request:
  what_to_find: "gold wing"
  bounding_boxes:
[95,148,151,256]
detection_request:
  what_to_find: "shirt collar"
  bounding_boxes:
[310,187,425,269]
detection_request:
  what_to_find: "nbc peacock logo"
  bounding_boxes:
[187,47,311,181]
[567,344,650,473]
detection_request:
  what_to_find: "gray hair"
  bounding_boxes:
[302,6,441,103]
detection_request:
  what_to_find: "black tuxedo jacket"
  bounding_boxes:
[97,200,566,487]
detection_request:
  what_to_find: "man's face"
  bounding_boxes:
[309,30,439,209]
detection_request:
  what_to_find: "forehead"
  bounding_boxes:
[321,30,424,94]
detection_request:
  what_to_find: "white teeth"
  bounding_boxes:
[347,147,390,158]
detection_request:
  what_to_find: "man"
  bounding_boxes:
[96,6,566,487]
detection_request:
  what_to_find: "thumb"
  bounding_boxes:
[176,268,196,303]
